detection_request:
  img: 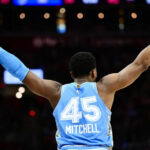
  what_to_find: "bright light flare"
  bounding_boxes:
[60,8,66,14]
[19,12,26,20]
[16,92,23,99]
[131,12,137,19]
[98,12,104,19]
[44,12,50,19]
[18,87,25,94]
[77,12,84,19]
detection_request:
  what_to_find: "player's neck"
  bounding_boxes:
[74,76,91,84]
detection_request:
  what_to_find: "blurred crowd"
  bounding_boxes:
[0,35,150,150]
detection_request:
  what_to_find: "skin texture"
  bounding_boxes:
[23,45,150,110]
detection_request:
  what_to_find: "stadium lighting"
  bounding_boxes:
[146,0,150,4]
[64,0,74,4]
[43,12,50,19]
[77,12,84,19]
[1,0,10,4]
[16,92,23,99]
[18,87,25,94]
[131,12,137,19]
[59,8,66,14]
[98,13,104,19]
[13,0,63,6]
[107,0,120,5]
[19,12,26,20]
[57,23,66,34]
[56,10,66,34]
[82,0,99,4]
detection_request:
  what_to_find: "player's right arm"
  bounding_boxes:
[97,45,150,109]
[0,47,61,108]
[23,71,61,108]
[101,45,150,92]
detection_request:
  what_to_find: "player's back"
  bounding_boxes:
[53,82,113,150]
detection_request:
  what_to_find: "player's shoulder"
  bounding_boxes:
[96,76,111,95]
[97,73,119,90]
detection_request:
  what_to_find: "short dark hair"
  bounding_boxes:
[69,52,96,78]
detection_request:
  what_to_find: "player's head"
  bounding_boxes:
[69,52,97,81]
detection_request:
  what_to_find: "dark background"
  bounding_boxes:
[0,1,150,150]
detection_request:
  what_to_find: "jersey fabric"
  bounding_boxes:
[53,82,113,150]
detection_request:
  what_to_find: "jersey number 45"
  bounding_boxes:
[60,96,101,123]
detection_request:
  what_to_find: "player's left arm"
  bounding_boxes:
[100,45,150,92]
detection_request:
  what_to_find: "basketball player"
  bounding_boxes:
[0,45,150,150]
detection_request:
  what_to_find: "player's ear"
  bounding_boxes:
[93,68,97,79]
[89,69,97,81]
[89,70,94,80]
[70,71,74,79]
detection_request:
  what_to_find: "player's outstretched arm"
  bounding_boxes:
[23,72,61,108]
[100,45,150,93]
[0,47,61,108]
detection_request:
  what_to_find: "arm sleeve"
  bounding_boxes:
[0,47,29,81]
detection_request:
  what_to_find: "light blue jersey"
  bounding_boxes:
[53,82,113,150]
